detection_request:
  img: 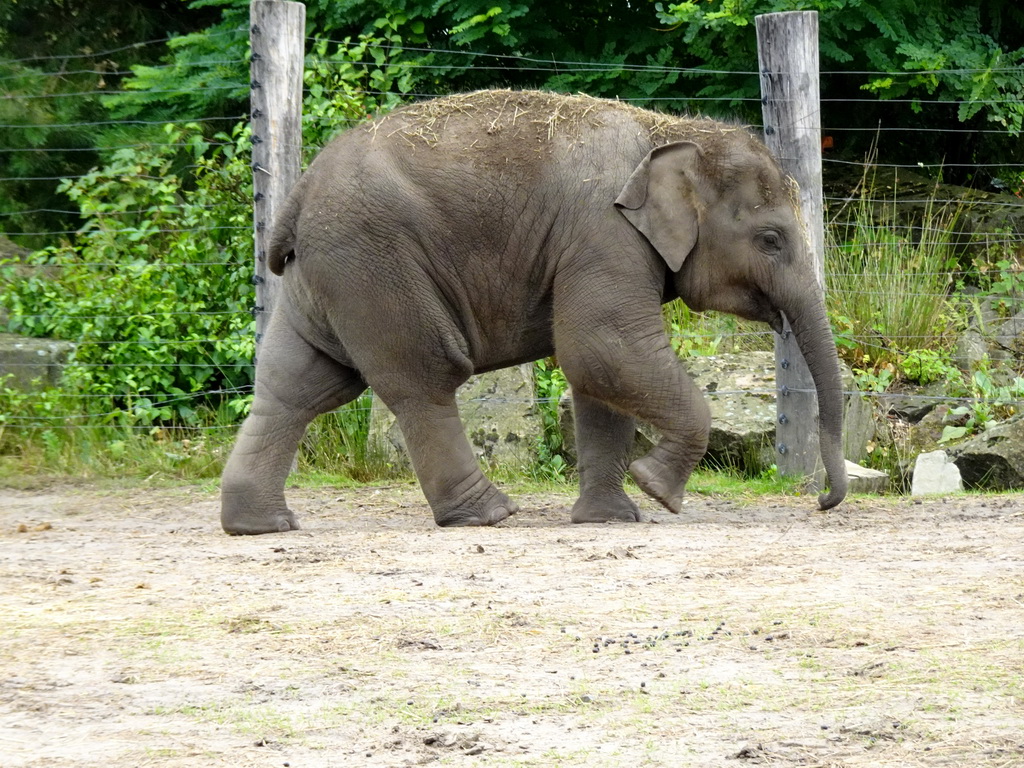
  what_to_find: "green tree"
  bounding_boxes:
[0,0,220,249]
[655,0,1024,180]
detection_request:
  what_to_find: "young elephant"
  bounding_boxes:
[221,89,847,534]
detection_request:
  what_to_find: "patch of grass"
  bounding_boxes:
[825,164,960,372]
[664,299,773,357]
[299,393,408,482]
[0,386,236,484]
[685,465,803,500]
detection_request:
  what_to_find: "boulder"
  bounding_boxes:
[0,333,75,390]
[906,404,958,455]
[910,450,963,496]
[953,297,1024,371]
[949,415,1024,490]
[885,382,949,423]
[368,364,540,470]
[679,352,778,472]
[953,328,991,371]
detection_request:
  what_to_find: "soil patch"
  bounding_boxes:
[2,483,1023,766]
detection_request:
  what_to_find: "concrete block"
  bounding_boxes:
[845,460,889,495]
[0,333,75,390]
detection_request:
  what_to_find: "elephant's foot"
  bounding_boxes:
[571,492,641,524]
[221,487,300,535]
[432,485,519,527]
[629,455,688,515]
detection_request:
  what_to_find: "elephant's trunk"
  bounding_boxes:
[783,292,848,510]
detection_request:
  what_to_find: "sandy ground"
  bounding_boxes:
[1,481,1023,767]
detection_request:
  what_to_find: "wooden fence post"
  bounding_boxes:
[249,1,305,367]
[756,11,827,484]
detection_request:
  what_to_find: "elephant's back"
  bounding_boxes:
[354,90,748,162]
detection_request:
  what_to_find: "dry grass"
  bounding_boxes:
[372,88,752,150]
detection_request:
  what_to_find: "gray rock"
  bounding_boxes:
[845,460,889,495]
[367,395,410,468]
[682,352,778,472]
[952,299,1024,370]
[950,415,1024,490]
[884,382,949,423]
[907,404,959,455]
[910,450,963,496]
[953,328,992,370]
[459,365,540,468]
[686,352,872,472]
[560,351,873,476]
[0,333,75,390]
[990,308,1024,362]
[368,364,540,470]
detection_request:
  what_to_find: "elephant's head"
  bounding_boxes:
[615,137,847,510]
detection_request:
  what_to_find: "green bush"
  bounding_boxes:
[1,123,255,427]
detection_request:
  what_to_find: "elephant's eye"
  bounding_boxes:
[755,230,783,255]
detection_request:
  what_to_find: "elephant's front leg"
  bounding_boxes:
[570,392,641,523]
[557,293,710,517]
[625,370,711,515]
[388,399,518,527]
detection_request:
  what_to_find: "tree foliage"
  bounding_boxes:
[3,0,1021,249]
[1,123,255,424]
[0,0,221,249]
[655,0,1024,174]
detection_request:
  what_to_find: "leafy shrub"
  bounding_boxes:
[533,358,570,481]
[899,349,959,386]
[1,122,255,427]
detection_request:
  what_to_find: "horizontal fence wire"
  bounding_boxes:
[9,388,1024,430]
[2,35,1024,438]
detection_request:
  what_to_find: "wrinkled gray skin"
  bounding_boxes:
[221,90,847,534]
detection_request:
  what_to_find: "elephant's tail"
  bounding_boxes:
[267,232,294,276]
[267,188,302,276]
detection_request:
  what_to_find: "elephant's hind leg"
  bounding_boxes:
[384,397,518,527]
[570,393,641,523]
[220,315,365,535]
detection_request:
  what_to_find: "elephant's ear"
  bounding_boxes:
[614,141,701,272]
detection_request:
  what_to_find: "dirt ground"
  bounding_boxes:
[1,481,1022,768]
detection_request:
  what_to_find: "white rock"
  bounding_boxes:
[910,450,963,496]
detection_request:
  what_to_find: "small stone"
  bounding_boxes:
[911,450,963,496]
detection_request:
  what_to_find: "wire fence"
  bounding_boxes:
[2,30,1024,445]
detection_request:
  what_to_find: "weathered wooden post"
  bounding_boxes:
[249,0,305,365]
[756,11,827,484]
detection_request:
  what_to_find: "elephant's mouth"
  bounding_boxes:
[769,310,785,336]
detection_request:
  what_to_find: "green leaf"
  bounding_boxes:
[939,426,968,444]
